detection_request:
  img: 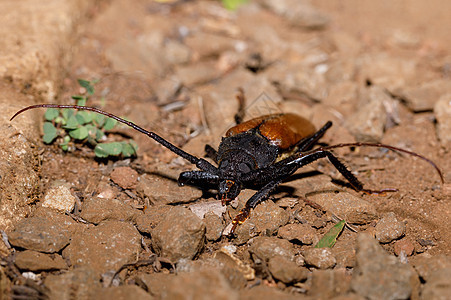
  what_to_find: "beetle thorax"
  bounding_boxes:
[217,131,279,179]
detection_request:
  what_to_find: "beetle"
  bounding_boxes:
[10,100,444,234]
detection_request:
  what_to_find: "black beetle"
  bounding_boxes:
[10,98,444,234]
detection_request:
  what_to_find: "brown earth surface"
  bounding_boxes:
[1,0,450,299]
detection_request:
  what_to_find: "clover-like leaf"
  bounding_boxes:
[77,79,95,95]
[103,118,117,131]
[94,142,123,158]
[44,108,59,121]
[69,126,89,140]
[121,141,138,157]
[43,122,58,144]
[63,115,79,129]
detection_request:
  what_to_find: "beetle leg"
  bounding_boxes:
[231,178,283,234]
[178,171,219,187]
[204,144,218,163]
[288,149,397,195]
[296,121,332,152]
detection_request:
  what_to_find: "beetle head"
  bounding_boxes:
[219,179,241,204]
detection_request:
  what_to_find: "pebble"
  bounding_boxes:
[306,191,377,225]
[204,212,224,241]
[41,184,76,212]
[345,86,389,142]
[110,166,139,190]
[434,94,451,146]
[136,172,202,205]
[393,239,414,256]
[247,200,290,235]
[161,269,239,300]
[308,269,352,299]
[134,273,174,299]
[15,250,67,271]
[411,254,451,282]
[262,0,330,29]
[80,196,137,224]
[44,267,100,300]
[420,268,451,300]
[351,233,419,300]
[91,285,153,300]
[248,236,296,262]
[303,247,337,269]
[151,206,205,262]
[375,212,406,243]
[278,223,318,245]
[268,255,308,283]
[402,79,451,112]
[8,215,72,253]
[62,220,141,275]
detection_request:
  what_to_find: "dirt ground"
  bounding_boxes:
[1,0,450,299]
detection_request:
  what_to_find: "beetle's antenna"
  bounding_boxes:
[311,142,444,184]
[10,104,218,174]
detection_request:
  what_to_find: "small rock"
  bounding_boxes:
[15,250,67,271]
[62,220,141,275]
[420,268,451,300]
[151,206,205,262]
[402,79,451,112]
[214,247,255,281]
[41,185,76,212]
[175,60,222,86]
[345,86,389,142]
[189,201,226,219]
[411,254,451,282]
[393,239,414,256]
[306,191,377,225]
[135,273,174,299]
[262,0,329,29]
[268,255,308,284]
[184,32,237,59]
[278,223,318,245]
[351,233,419,300]
[80,196,137,224]
[110,166,138,190]
[308,269,352,299]
[247,200,290,235]
[44,267,100,300]
[375,212,406,243]
[135,205,172,234]
[91,285,153,300]
[303,247,336,269]
[240,285,299,299]
[248,236,296,262]
[8,216,72,253]
[162,269,239,300]
[204,212,224,241]
[136,172,202,205]
[164,39,191,65]
[434,94,451,146]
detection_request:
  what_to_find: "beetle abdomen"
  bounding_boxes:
[225,113,316,149]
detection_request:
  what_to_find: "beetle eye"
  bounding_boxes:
[238,162,251,173]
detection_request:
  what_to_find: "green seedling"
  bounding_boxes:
[314,219,346,248]
[221,0,248,10]
[42,79,137,158]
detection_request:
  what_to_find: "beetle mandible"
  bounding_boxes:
[10,92,444,234]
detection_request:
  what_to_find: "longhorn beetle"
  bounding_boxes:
[10,93,444,234]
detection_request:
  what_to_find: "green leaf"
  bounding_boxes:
[43,122,58,144]
[94,114,106,127]
[221,0,248,10]
[314,220,346,248]
[44,108,59,121]
[77,79,95,95]
[71,95,85,101]
[68,126,89,140]
[95,128,105,141]
[94,142,123,158]
[59,135,71,151]
[75,111,93,125]
[103,118,117,131]
[121,141,138,157]
[63,115,79,129]
[76,97,87,107]
[62,108,74,121]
